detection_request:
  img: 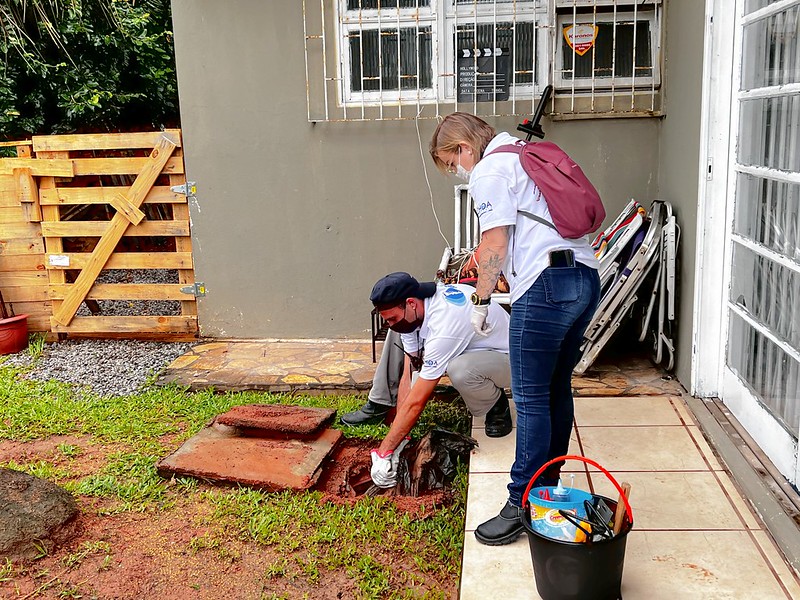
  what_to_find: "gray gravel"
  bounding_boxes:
[0,267,195,397]
[1,339,195,397]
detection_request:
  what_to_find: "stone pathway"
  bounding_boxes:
[158,339,683,397]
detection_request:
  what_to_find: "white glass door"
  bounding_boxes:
[720,0,800,483]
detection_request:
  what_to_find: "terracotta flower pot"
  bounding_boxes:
[0,314,29,355]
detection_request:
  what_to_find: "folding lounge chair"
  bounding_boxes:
[591,200,647,293]
[639,201,680,370]
[574,200,667,374]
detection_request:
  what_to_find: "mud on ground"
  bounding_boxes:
[0,436,460,600]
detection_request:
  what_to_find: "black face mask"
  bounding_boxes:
[389,304,423,334]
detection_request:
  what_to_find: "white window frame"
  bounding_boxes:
[335,0,546,108]
[337,2,438,106]
[554,8,661,91]
[441,2,547,101]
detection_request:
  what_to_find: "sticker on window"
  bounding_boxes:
[563,24,598,57]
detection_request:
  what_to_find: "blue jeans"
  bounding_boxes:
[507,262,601,507]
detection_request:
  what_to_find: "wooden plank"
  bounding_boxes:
[26,314,52,333]
[0,254,46,272]
[71,156,183,176]
[5,300,51,315]
[169,172,198,320]
[45,252,193,270]
[2,285,49,303]
[33,129,182,152]
[51,315,197,334]
[0,271,48,286]
[0,178,22,206]
[14,167,42,222]
[0,237,45,255]
[49,283,193,301]
[54,136,177,325]
[0,206,26,223]
[41,220,189,238]
[0,158,74,177]
[0,222,43,238]
[40,150,68,326]
[39,186,185,206]
[109,192,146,225]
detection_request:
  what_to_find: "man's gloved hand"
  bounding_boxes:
[471,304,493,336]
[370,437,411,488]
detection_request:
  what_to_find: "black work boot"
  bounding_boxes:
[340,400,391,426]
[484,390,512,438]
[474,500,524,546]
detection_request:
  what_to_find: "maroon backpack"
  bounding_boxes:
[486,140,605,239]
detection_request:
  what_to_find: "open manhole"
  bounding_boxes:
[157,405,475,511]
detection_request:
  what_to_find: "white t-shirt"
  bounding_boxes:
[468,132,600,304]
[400,283,509,381]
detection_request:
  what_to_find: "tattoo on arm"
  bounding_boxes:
[476,251,502,298]
[476,226,509,299]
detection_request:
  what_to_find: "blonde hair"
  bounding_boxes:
[429,113,496,173]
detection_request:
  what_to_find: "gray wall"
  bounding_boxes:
[171,0,660,339]
[656,0,706,388]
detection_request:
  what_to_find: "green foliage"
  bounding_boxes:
[0,0,179,138]
[26,333,47,360]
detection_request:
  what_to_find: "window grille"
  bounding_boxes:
[302,0,663,122]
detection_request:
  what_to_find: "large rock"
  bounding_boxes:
[0,468,78,560]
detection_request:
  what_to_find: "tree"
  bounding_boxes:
[0,0,178,139]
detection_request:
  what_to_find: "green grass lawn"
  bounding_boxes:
[0,354,473,600]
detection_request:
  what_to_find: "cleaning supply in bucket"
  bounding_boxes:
[522,456,634,600]
[528,476,593,543]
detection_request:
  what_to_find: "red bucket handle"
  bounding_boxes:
[521,455,633,524]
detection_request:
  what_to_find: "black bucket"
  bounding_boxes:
[521,456,633,600]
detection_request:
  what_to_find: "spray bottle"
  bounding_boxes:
[551,474,575,503]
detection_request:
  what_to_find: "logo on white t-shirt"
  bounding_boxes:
[442,286,467,306]
[475,200,493,217]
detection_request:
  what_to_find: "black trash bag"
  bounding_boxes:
[395,428,478,497]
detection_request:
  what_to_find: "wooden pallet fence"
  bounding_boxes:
[0,130,198,338]
[0,142,52,332]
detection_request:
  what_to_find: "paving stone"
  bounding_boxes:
[156,423,342,491]
[216,405,335,435]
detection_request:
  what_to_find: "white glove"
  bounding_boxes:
[471,304,493,336]
[370,437,411,488]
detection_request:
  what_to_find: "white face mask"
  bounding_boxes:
[455,148,471,182]
[455,163,471,182]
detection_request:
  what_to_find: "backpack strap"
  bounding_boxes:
[518,209,558,232]
[485,143,559,233]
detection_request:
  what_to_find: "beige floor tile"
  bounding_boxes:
[469,428,517,473]
[459,534,537,600]
[751,531,800,596]
[577,426,712,472]
[715,470,762,530]
[589,471,755,530]
[469,429,580,474]
[686,425,724,470]
[622,530,792,599]
[574,396,683,426]
[465,472,593,531]
[465,472,511,531]
[670,395,697,425]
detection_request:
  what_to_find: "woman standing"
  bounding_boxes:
[430,113,601,545]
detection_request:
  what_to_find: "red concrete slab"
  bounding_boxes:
[156,423,343,492]
[215,404,335,436]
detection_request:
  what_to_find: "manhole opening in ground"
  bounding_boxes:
[313,433,474,513]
